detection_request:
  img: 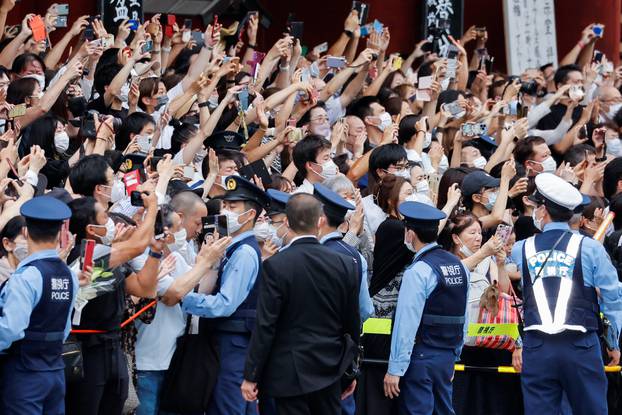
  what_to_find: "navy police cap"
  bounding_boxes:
[313,183,355,219]
[399,201,446,227]
[222,175,269,208]
[204,131,245,151]
[266,189,290,215]
[20,195,71,221]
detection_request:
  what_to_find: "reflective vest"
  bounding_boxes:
[521,230,600,334]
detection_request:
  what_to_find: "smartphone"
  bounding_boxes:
[55,15,68,28]
[485,56,494,74]
[130,191,144,207]
[475,26,486,37]
[593,24,604,38]
[326,56,346,69]
[80,111,97,138]
[443,101,465,118]
[60,220,70,249]
[238,87,249,112]
[135,135,151,153]
[519,104,529,119]
[56,4,69,14]
[594,50,604,63]
[202,214,228,237]
[150,155,163,171]
[314,42,328,54]
[8,103,26,119]
[461,123,473,137]
[495,224,513,244]
[372,19,383,33]
[392,56,403,71]
[28,15,46,42]
[288,128,303,143]
[84,25,94,41]
[101,35,114,49]
[183,18,192,30]
[238,159,273,186]
[351,1,370,25]
[183,165,195,179]
[80,239,95,272]
[359,24,372,37]
[155,206,174,240]
[289,21,304,39]
[191,31,204,48]
[141,40,153,54]
[128,19,140,31]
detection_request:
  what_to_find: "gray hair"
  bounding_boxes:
[324,173,355,195]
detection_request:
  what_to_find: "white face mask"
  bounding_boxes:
[110,180,126,203]
[92,218,116,246]
[118,83,130,103]
[472,156,487,169]
[376,112,392,132]
[315,160,339,181]
[607,103,622,119]
[220,172,240,187]
[168,228,187,252]
[415,180,429,194]
[54,131,70,153]
[438,155,449,174]
[13,241,29,262]
[423,132,432,149]
[25,74,45,91]
[313,123,331,139]
[271,222,286,247]
[539,156,557,174]
[532,207,543,231]
[404,193,418,203]
[194,147,207,164]
[458,237,475,258]
[404,233,416,253]
[221,209,251,234]
[393,169,411,180]
[254,221,274,242]
[607,138,622,156]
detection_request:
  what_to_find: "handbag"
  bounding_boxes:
[62,338,84,382]
[159,315,220,413]
[340,333,363,391]
[474,282,520,351]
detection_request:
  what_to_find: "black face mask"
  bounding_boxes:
[182,115,200,125]
[67,96,88,117]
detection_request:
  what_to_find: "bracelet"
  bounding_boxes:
[198,101,210,108]
[279,65,290,71]
[161,46,171,53]
[344,30,354,38]
[153,49,161,53]
[247,43,257,49]
[148,250,163,259]
[415,130,426,135]
[577,40,585,49]
[204,45,214,51]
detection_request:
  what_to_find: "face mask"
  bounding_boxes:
[607,138,622,156]
[221,209,251,234]
[135,135,153,153]
[483,191,497,211]
[608,103,622,119]
[404,234,416,253]
[118,83,130,103]
[404,193,418,203]
[194,147,207,164]
[254,221,274,241]
[54,131,70,153]
[315,160,339,181]
[67,96,88,117]
[508,100,519,116]
[423,132,432,149]
[532,207,543,231]
[271,223,287,247]
[459,241,475,258]
[472,156,487,169]
[220,172,239,187]
[13,241,29,262]
[168,228,187,252]
[25,74,45,91]
[156,95,169,110]
[438,155,449,174]
[539,156,557,174]
[110,180,126,203]
[314,123,331,139]
[392,169,411,179]
[92,218,116,246]
[208,94,219,109]
[415,180,429,194]
[376,112,392,132]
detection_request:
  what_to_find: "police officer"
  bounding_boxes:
[0,196,77,414]
[383,201,469,415]
[314,183,374,415]
[263,189,291,249]
[182,175,269,415]
[511,173,622,415]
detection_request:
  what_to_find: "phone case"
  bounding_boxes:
[29,15,46,42]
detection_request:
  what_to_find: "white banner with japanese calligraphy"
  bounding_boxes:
[101,0,143,34]
[503,0,558,75]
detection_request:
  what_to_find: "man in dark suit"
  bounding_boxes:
[241,193,360,415]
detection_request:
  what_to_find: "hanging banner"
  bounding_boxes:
[503,0,558,75]
[422,0,464,57]
[100,0,144,34]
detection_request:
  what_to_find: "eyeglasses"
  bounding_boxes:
[310,116,329,124]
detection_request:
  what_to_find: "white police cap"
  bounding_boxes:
[532,173,583,210]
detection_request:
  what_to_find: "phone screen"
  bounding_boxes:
[81,239,95,272]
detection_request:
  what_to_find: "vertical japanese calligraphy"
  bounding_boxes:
[100,0,143,34]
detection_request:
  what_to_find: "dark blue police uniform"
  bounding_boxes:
[387,202,469,415]
[0,196,76,415]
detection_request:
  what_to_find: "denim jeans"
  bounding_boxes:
[136,370,178,415]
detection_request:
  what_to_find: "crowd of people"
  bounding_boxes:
[0,1,621,414]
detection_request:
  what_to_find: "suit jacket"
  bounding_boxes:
[243,236,361,397]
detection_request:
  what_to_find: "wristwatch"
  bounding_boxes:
[344,30,354,38]
[148,250,163,259]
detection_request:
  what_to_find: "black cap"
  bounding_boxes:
[461,170,500,197]
[222,175,269,208]
[266,189,290,215]
[167,179,203,198]
[46,187,73,205]
[120,153,147,172]
[313,183,354,220]
[204,131,245,151]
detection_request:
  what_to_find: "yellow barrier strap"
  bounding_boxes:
[467,323,520,339]
[362,318,392,335]
[454,364,465,372]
